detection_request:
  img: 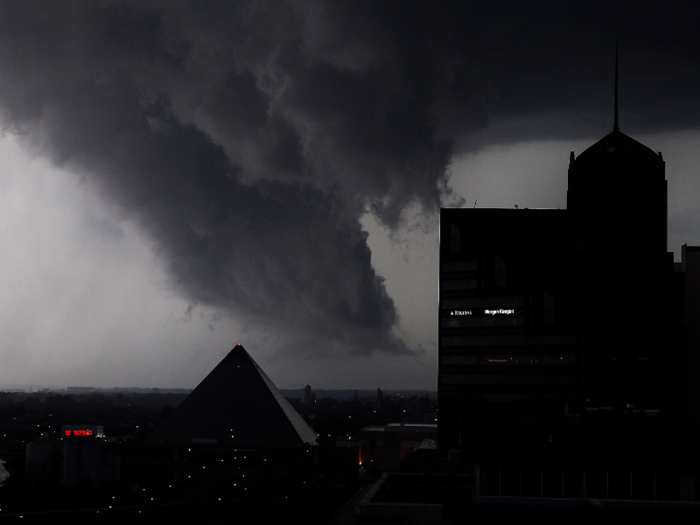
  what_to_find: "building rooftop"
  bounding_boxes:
[574,129,662,167]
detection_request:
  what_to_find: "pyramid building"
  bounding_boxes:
[149,344,317,447]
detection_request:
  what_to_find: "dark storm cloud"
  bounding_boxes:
[0,1,697,357]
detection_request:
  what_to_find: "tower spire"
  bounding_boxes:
[614,45,619,132]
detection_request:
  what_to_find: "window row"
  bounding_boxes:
[441,354,575,366]
[442,260,478,272]
[478,464,681,500]
[442,315,524,328]
[441,296,526,309]
[441,334,576,347]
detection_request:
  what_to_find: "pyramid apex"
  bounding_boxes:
[221,343,248,362]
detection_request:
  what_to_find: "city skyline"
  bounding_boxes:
[0,2,700,390]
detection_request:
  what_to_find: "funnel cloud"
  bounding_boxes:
[0,2,699,387]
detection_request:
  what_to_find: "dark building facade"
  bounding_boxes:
[438,125,695,446]
[462,415,699,501]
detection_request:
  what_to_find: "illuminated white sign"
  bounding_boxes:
[485,309,515,315]
[451,310,472,316]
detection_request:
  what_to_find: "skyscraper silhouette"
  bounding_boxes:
[438,60,692,447]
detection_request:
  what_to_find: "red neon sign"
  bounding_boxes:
[65,429,93,436]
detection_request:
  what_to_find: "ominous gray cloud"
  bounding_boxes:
[0,1,698,364]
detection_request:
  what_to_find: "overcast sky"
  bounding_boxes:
[0,1,699,390]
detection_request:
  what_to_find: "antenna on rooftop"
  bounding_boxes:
[614,44,619,132]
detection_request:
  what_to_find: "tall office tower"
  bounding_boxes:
[437,93,689,447]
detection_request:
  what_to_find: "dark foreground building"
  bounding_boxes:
[438,115,699,448]
[428,71,700,508]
